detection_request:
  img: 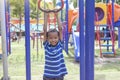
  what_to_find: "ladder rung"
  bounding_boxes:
[100,37,111,40]
[95,24,108,27]
[101,44,112,47]
[100,31,110,33]
[102,52,114,54]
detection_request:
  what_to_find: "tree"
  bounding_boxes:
[10,0,24,18]
[30,0,41,19]
[70,0,77,8]
[10,0,24,43]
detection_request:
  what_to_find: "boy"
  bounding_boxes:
[43,13,68,80]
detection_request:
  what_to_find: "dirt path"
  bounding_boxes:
[95,56,120,64]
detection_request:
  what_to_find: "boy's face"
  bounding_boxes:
[47,32,59,46]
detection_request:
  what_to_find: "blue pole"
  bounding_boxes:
[79,0,85,80]
[85,0,95,80]
[24,0,31,80]
[118,28,120,48]
[112,0,115,53]
[65,0,68,54]
[7,0,11,54]
[5,0,11,54]
[112,0,114,26]
[5,0,9,55]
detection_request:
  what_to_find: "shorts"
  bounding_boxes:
[43,76,64,80]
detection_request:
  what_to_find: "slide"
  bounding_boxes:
[72,31,80,61]
[68,3,120,29]
[108,3,120,22]
[95,3,120,24]
[68,9,79,33]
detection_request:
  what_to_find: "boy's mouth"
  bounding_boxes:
[51,41,57,45]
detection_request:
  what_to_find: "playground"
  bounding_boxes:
[1,0,120,80]
[0,39,120,80]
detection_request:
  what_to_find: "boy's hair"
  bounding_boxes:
[46,29,59,37]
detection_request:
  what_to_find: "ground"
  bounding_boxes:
[0,37,120,80]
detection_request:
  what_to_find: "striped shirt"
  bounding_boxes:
[43,40,67,78]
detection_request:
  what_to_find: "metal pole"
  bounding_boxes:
[118,28,120,48]
[7,0,11,54]
[79,0,85,80]
[85,0,95,80]
[65,0,69,54]
[112,0,114,26]
[24,0,31,80]
[0,0,9,80]
[36,9,39,60]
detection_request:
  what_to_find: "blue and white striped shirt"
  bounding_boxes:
[43,40,67,78]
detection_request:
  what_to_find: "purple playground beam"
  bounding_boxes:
[5,0,9,55]
[7,0,11,54]
[118,28,120,48]
[24,0,31,80]
[79,0,85,80]
[112,0,114,26]
[65,0,69,54]
[85,0,95,80]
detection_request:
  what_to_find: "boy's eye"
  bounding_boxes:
[54,37,58,39]
[49,37,52,39]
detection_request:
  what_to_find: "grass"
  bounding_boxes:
[0,38,120,80]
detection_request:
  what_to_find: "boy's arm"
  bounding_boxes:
[43,13,48,42]
[56,13,63,41]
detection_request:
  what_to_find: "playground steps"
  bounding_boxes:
[100,37,111,40]
[102,52,114,54]
[96,24,116,57]
[101,44,112,47]
[95,9,116,57]
[100,30,110,32]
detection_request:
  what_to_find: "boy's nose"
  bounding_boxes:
[52,39,55,41]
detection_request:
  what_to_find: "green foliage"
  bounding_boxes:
[95,0,106,3]
[73,0,77,8]
[116,0,120,4]
[53,0,56,7]
[30,0,39,19]
[10,0,42,19]
[95,0,120,4]
[70,0,77,8]
[10,0,24,18]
